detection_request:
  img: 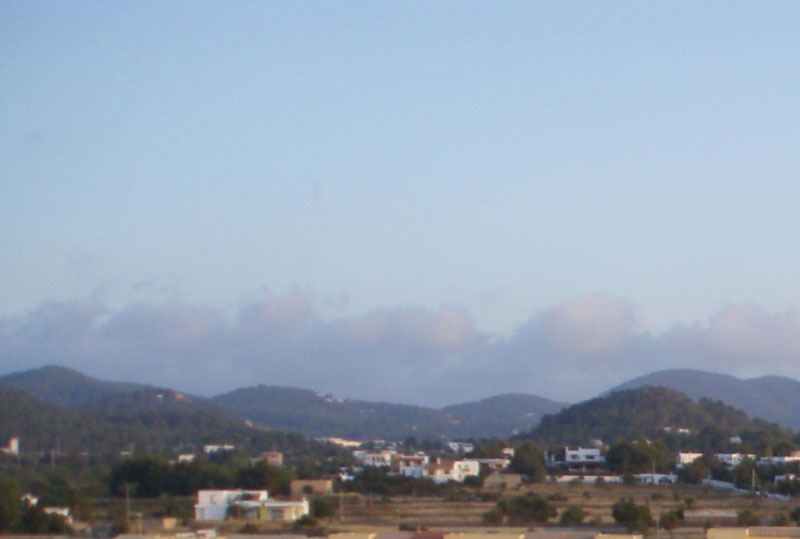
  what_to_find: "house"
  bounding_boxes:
[265,451,283,467]
[397,453,431,478]
[203,444,235,455]
[195,490,268,520]
[448,442,474,454]
[715,453,756,468]
[354,449,396,467]
[194,489,308,522]
[545,447,605,473]
[250,451,283,467]
[290,479,333,497]
[427,459,480,484]
[0,437,19,456]
[475,458,510,471]
[676,452,703,467]
[759,451,800,466]
[635,473,677,485]
[43,507,73,525]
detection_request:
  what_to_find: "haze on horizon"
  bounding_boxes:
[3,2,800,406]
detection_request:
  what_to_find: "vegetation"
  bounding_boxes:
[559,505,586,525]
[509,442,547,481]
[486,493,556,525]
[612,498,653,534]
[524,387,794,452]
[0,479,72,534]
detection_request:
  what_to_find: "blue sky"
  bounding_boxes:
[3,2,800,404]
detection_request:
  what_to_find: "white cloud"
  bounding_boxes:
[3,292,800,406]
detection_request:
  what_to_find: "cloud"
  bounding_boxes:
[3,292,800,406]
[531,294,638,356]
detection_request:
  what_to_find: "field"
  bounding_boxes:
[126,483,798,538]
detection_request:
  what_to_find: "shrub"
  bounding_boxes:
[560,505,586,526]
[737,510,760,527]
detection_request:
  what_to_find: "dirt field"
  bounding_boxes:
[325,483,796,528]
[130,483,798,537]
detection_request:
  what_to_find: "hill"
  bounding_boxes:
[609,369,800,430]
[0,365,147,408]
[522,386,791,445]
[0,382,315,457]
[213,386,566,439]
[0,366,566,440]
[214,385,458,440]
[442,393,567,436]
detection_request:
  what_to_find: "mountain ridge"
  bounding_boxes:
[0,366,567,440]
[608,368,800,430]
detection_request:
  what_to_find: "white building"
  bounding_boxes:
[775,473,798,484]
[636,473,678,485]
[397,453,430,477]
[545,447,605,472]
[475,458,510,471]
[43,507,73,525]
[676,452,704,467]
[448,442,475,454]
[354,449,395,467]
[715,453,756,467]
[0,437,19,456]
[194,490,308,522]
[203,444,235,455]
[759,451,800,466]
[195,490,268,521]
[427,459,480,484]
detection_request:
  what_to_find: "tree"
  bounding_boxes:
[509,443,546,481]
[0,478,21,532]
[737,510,760,526]
[560,505,586,526]
[679,459,710,484]
[493,494,556,524]
[311,497,334,519]
[612,499,653,534]
[659,511,682,536]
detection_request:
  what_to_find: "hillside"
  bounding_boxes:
[0,365,147,408]
[0,366,565,439]
[523,386,790,445]
[214,385,457,440]
[213,385,567,439]
[442,393,567,436]
[609,369,800,430]
[0,381,310,457]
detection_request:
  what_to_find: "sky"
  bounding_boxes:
[3,2,800,406]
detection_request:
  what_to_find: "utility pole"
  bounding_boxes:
[125,483,131,525]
